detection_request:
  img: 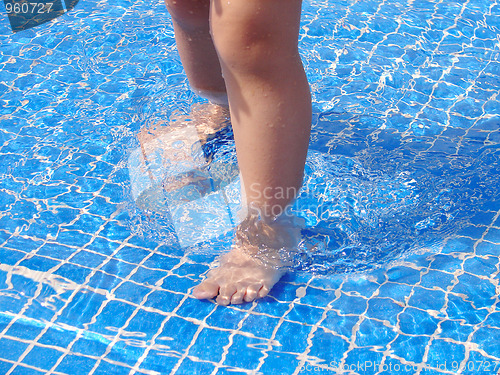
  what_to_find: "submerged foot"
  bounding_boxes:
[193,247,285,305]
[193,214,302,305]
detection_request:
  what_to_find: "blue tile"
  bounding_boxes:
[101,258,137,279]
[188,327,230,362]
[22,346,63,371]
[454,273,496,309]
[142,289,185,313]
[398,307,440,336]
[484,227,500,243]
[142,252,183,272]
[113,281,152,304]
[377,357,415,375]
[356,318,397,347]
[156,316,199,354]
[9,365,46,375]
[329,293,367,315]
[35,240,75,260]
[475,241,499,256]
[130,267,167,286]
[104,340,145,366]
[344,347,384,373]
[484,311,500,329]
[259,350,300,375]
[3,236,43,252]
[18,256,60,273]
[90,300,137,334]
[342,277,380,298]
[0,338,28,361]
[366,297,404,326]
[321,310,359,339]
[239,313,281,340]
[53,263,93,285]
[58,292,108,329]
[126,309,165,340]
[438,320,475,342]
[426,339,466,370]
[408,287,446,312]
[429,254,463,273]
[308,327,348,366]
[456,225,487,239]
[171,261,209,278]
[176,358,217,374]
[251,298,292,318]
[385,266,421,284]
[286,303,325,325]
[376,282,413,303]
[291,285,336,308]
[446,294,489,325]
[6,319,45,341]
[113,245,150,265]
[85,237,120,256]
[461,350,499,375]
[273,320,312,353]
[99,222,131,242]
[389,334,429,363]
[139,348,179,373]
[419,269,455,289]
[86,272,122,295]
[176,296,217,322]
[161,274,196,294]
[55,354,97,374]
[87,197,119,217]
[307,276,343,290]
[0,291,30,316]
[205,307,247,331]
[11,274,38,298]
[69,250,107,269]
[223,334,267,370]
[71,335,111,357]
[92,360,132,375]
[470,327,500,358]
[125,235,160,251]
[0,360,13,374]
[463,256,498,278]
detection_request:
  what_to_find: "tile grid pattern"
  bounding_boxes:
[0,0,499,373]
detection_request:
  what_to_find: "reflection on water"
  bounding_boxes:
[129,111,500,275]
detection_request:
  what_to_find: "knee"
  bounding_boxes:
[165,0,210,31]
[210,2,300,76]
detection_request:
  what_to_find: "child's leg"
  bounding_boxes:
[164,0,227,103]
[193,0,311,305]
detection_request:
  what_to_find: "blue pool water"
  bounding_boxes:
[0,0,499,373]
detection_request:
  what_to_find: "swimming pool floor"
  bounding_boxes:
[0,0,500,373]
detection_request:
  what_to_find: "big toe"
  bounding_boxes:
[193,280,219,300]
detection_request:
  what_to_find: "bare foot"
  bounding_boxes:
[193,247,285,305]
[193,214,302,305]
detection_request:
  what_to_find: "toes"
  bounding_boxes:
[193,280,219,300]
[230,285,246,305]
[243,283,263,303]
[216,285,237,306]
[258,285,270,298]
